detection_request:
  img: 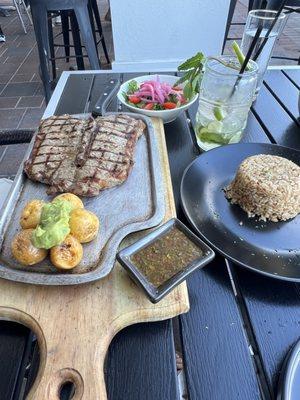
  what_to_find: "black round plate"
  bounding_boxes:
[180,143,300,281]
[277,339,300,400]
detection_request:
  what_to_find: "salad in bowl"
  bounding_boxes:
[117,75,199,123]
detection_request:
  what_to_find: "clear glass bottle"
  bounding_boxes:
[241,9,287,94]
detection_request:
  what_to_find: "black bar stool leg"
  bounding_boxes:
[87,1,99,59]
[249,0,267,11]
[70,11,85,70]
[100,28,110,64]
[61,11,70,63]
[222,0,237,54]
[74,4,100,70]
[47,14,57,81]
[90,0,110,64]
[30,4,52,102]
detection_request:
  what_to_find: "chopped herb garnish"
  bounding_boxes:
[127,80,139,94]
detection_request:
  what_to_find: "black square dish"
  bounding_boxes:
[117,218,215,303]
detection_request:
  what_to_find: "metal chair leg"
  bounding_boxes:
[47,14,56,81]
[74,4,100,70]
[21,0,32,25]
[70,11,85,70]
[87,1,99,59]
[30,4,52,102]
[90,0,110,64]
[13,0,27,33]
[222,0,237,53]
[61,11,70,63]
[249,0,268,10]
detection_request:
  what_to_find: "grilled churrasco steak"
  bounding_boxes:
[24,114,146,196]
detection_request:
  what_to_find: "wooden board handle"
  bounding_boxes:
[28,367,87,400]
[27,363,107,400]
[26,324,110,400]
[0,306,109,400]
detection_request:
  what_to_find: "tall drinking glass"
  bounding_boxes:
[195,56,258,151]
[241,9,287,94]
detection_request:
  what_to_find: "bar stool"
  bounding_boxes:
[53,1,110,73]
[29,0,100,103]
[47,10,85,82]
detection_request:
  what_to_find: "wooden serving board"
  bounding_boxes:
[0,118,189,400]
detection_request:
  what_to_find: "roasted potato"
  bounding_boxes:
[20,199,45,229]
[11,229,47,265]
[69,209,99,243]
[53,193,84,210]
[50,234,83,270]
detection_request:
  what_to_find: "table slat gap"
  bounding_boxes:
[227,261,274,400]
[282,69,300,90]
[249,107,277,144]
[263,71,300,126]
[251,82,299,148]
[179,257,261,400]
[264,80,300,127]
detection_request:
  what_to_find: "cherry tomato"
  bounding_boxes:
[128,95,141,104]
[163,102,177,109]
[144,103,154,110]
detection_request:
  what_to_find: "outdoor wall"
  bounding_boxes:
[110,0,230,71]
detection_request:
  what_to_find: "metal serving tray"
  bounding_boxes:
[0,113,165,285]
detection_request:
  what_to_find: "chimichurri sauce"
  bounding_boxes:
[131,227,203,288]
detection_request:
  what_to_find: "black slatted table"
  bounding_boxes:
[0,67,299,400]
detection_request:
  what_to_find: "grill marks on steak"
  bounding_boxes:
[24,115,82,186]
[24,114,146,196]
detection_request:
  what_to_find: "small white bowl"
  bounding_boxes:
[117,74,199,124]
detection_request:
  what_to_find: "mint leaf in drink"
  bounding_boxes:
[175,70,194,86]
[178,52,205,71]
[191,74,199,93]
[183,82,193,101]
[176,52,206,100]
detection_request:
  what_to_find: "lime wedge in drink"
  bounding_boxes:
[197,125,230,145]
[213,107,226,121]
[207,121,223,133]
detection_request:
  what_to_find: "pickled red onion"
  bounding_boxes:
[132,77,183,105]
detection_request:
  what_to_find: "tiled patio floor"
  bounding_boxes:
[0,0,299,130]
[0,0,112,130]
